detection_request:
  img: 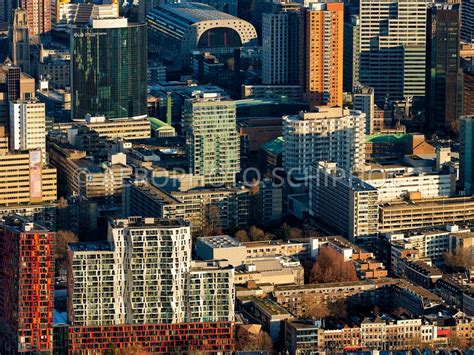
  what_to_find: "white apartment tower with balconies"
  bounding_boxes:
[68,217,235,326]
[283,106,366,176]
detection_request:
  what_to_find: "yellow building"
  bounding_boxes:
[0,151,57,205]
[379,196,474,233]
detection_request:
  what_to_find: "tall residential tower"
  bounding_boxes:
[0,216,55,353]
[261,3,300,85]
[299,2,344,109]
[19,0,52,36]
[183,92,240,187]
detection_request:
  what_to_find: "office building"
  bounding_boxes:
[359,0,429,104]
[0,151,57,205]
[309,162,379,241]
[0,65,35,104]
[344,14,360,92]
[0,216,55,353]
[9,101,46,156]
[461,0,474,43]
[282,106,366,175]
[38,53,70,89]
[262,6,300,85]
[49,143,132,214]
[299,2,344,109]
[183,92,240,187]
[387,225,471,262]
[379,196,474,233]
[71,18,147,121]
[242,84,301,100]
[196,235,247,266]
[55,2,119,24]
[54,117,151,140]
[426,3,461,133]
[0,0,15,28]
[19,0,52,36]
[359,168,455,202]
[461,116,474,194]
[123,179,252,233]
[52,0,70,23]
[353,86,375,135]
[147,2,257,68]
[8,9,30,74]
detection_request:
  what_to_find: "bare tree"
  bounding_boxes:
[234,229,250,242]
[202,204,224,236]
[55,230,78,275]
[237,330,273,352]
[248,226,271,241]
[301,294,330,319]
[310,246,358,283]
[444,249,474,268]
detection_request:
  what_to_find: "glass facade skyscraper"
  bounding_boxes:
[71,18,147,121]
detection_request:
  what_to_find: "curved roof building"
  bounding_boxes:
[147,2,257,67]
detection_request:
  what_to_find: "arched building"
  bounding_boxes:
[147,2,257,68]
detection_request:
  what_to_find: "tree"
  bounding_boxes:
[202,204,224,236]
[301,294,348,320]
[328,299,348,319]
[444,249,474,269]
[310,246,359,283]
[234,229,250,242]
[237,330,273,352]
[249,178,260,196]
[303,224,320,239]
[276,223,302,240]
[55,230,78,275]
[248,226,270,241]
[392,306,409,316]
[301,294,330,319]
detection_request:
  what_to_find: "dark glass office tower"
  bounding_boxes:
[425,3,461,133]
[71,18,147,121]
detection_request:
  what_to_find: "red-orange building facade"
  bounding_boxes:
[0,219,55,353]
[463,67,474,116]
[68,322,235,354]
[300,2,344,110]
[19,0,52,36]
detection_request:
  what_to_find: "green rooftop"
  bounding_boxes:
[365,133,408,144]
[149,117,173,130]
[261,136,284,155]
[236,98,302,107]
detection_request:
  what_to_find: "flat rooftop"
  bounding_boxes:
[69,241,112,252]
[274,280,373,292]
[1,215,50,233]
[381,196,474,208]
[198,235,241,249]
[110,217,190,229]
[253,298,291,317]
